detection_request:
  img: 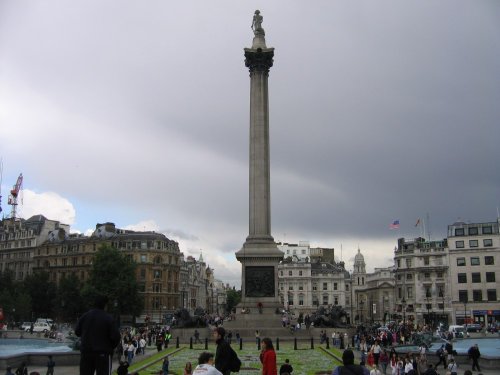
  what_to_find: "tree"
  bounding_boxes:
[82,244,143,318]
[56,273,84,323]
[226,288,241,313]
[23,271,56,318]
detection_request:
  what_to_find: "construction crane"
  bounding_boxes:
[8,173,23,220]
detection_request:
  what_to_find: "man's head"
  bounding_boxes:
[285,359,290,364]
[342,349,355,365]
[213,326,225,340]
[198,352,215,365]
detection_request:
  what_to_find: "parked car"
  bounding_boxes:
[26,322,51,333]
[20,322,33,330]
[466,323,482,332]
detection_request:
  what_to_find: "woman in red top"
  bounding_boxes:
[260,337,277,375]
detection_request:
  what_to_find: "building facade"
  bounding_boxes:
[394,237,449,327]
[447,219,500,326]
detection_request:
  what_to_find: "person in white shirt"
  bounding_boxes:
[403,358,413,374]
[193,352,223,375]
[370,365,382,375]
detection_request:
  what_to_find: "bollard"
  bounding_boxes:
[190,337,193,349]
[294,337,297,350]
[176,336,180,349]
[257,337,261,350]
[326,337,330,349]
[239,337,243,350]
[276,337,280,351]
[205,337,208,350]
[310,337,314,349]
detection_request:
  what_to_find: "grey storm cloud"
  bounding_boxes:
[0,0,499,278]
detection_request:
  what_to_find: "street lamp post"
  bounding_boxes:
[360,300,364,324]
[464,297,468,331]
[402,297,407,330]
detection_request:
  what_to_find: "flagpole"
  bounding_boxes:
[426,212,431,241]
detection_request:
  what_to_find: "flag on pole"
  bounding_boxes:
[389,220,400,229]
[415,218,421,227]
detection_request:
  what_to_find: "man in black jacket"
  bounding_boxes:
[213,327,232,375]
[468,343,481,372]
[75,295,121,375]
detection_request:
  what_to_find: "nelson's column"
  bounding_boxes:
[235,10,284,312]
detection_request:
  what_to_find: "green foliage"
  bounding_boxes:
[56,273,85,323]
[83,244,144,316]
[226,288,241,312]
[23,271,57,318]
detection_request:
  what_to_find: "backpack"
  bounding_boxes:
[228,345,242,372]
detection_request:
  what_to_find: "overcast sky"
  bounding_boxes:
[1,1,499,287]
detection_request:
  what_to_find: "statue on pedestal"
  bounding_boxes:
[251,10,265,36]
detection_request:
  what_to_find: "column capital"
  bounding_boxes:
[244,48,274,74]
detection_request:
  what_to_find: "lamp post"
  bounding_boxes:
[402,297,406,330]
[463,296,468,330]
[442,296,446,325]
[360,300,364,324]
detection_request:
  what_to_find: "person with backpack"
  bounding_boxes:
[213,327,233,375]
[446,358,458,375]
[434,345,447,370]
[331,349,370,375]
[260,337,277,375]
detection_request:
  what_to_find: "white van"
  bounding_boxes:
[448,325,465,338]
[36,318,54,326]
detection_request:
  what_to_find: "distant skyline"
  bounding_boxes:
[1,1,499,287]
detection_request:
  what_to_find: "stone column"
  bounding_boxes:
[236,11,283,310]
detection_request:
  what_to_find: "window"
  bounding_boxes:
[471,257,480,266]
[458,273,467,283]
[346,284,349,291]
[457,257,466,266]
[468,227,478,235]
[406,259,412,268]
[471,273,481,283]
[323,283,328,291]
[406,274,413,280]
[301,249,306,254]
[334,297,339,305]
[298,283,303,291]
[397,259,401,268]
[486,272,496,282]
[397,274,402,280]
[472,290,482,302]
[487,289,497,301]
[154,270,162,278]
[312,284,317,291]
[140,254,147,263]
[334,282,338,290]
[483,226,493,234]
[437,285,445,297]
[424,272,430,280]
[322,295,329,305]
[289,271,292,276]
[407,286,413,299]
[299,271,303,276]
[153,283,162,293]
[299,296,304,305]
[288,285,294,291]
[459,290,468,302]
[280,271,283,276]
[437,271,443,278]
[424,257,430,265]
[485,256,494,265]
[456,241,464,249]
[469,240,478,248]
[398,287,402,299]
[455,228,465,236]
[484,239,493,247]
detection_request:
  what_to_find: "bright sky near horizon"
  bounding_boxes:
[1,1,499,287]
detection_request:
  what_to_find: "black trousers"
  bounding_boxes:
[80,351,113,375]
[472,357,481,371]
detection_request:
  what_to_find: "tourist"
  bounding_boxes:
[467,343,481,372]
[371,340,381,365]
[194,329,202,344]
[116,361,129,375]
[331,349,370,375]
[379,349,389,375]
[75,295,121,375]
[193,352,222,375]
[162,356,169,375]
[5,366,14,375]
[156,332,164,352]
[279,359,293,375]
[435,344,447,370]
[184,361,193,375]
[422,364,438,375]
[260,337,277,375]
[126,340,135,364]
[139,336,146,354]
[446,358,458,375]
[403,357,413,374]
[14,362,27,375]
[213,327,231,375]
[370,365,382,375]
[46,355,55,375]
[255,330,261,344]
